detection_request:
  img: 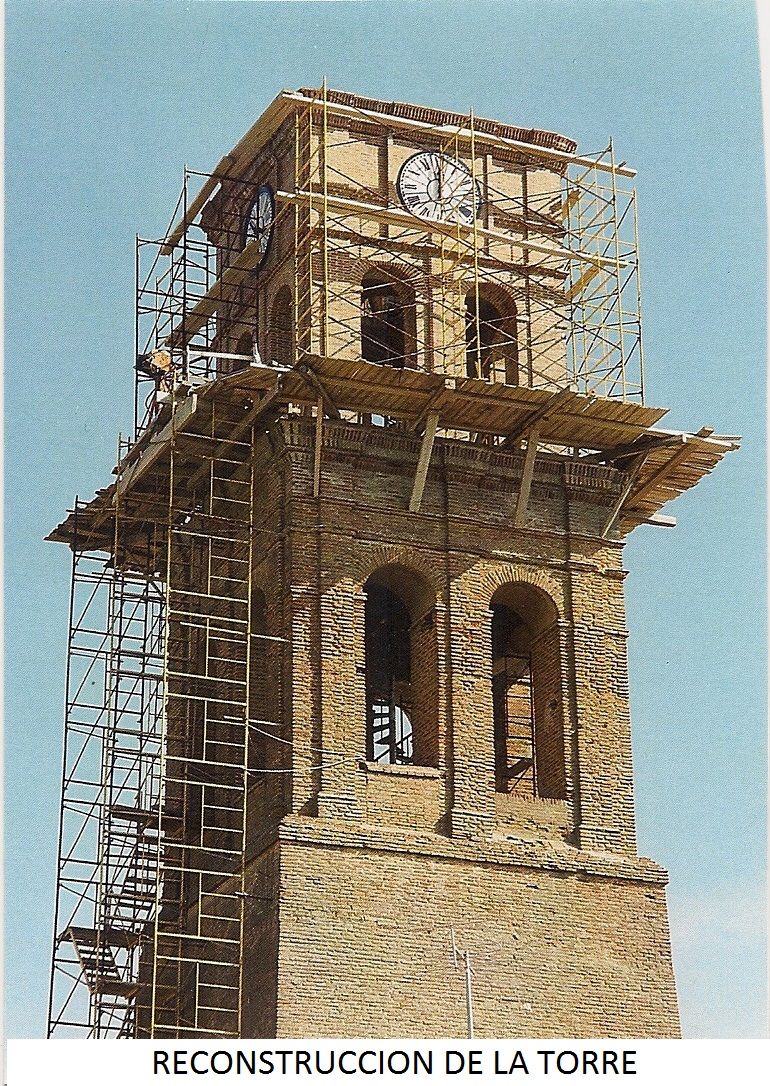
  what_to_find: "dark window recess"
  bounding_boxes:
[269,287,293,365]
[365,585,414,764]
[235,331,253,371]
[361,278,407,367]
[465,297,501,379]
[217,331,252,377]
[492,604,535,794]
[465,293,518,384]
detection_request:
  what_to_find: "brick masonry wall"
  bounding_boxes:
[272,827,680,1038]
[261,417,646,850]
[224,416,680,1037]
[203,109,569,387]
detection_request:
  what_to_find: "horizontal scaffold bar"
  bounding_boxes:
[161,88,635,250]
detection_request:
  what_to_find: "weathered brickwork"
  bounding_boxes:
[229,417,680,1037]
[175,91,683,1039]
[269,827,679,1039]
[203,103,570,389]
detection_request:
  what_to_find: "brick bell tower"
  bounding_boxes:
[48,86,738,1041]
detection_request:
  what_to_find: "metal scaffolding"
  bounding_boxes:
[47,535,164,1037]
[51,86,719,1040]
[48,397,263,1037]
[133,85,644,440]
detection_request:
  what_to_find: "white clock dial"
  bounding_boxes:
[397,152,481,226]
[244,184,275,263]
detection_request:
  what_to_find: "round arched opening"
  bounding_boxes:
[490,582,564,798]
[361,272,416,368]
[364,564,438,767]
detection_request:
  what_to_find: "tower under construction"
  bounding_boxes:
[47,85,738,1039]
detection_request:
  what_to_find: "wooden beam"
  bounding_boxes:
[567,263,602,301]
[409,411,439,513]
[276,189,626,270]
[412,392,445,434]
[282,91,637,178]
[185,383,284,494]
[642,513,677,528]
[582,433,682,465]
[626,438,692,507]
[161,168,228,256]
[558,189,582,219]
[313,395,324,499]
[115,394,198,499]
[114,407,171,475]
[296,362,341,420]
[602,454,646,538]
[502,386,575,450]
[162,92,296,253]
[161,88,635,255]
[513,426,541,527]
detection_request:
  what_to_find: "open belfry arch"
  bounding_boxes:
[47,85,738,1039]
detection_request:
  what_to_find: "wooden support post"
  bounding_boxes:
[582,432,681,465]
[409,410,439,513]
[501,386,574,450]
[513,426,540,527]
[601,454,646,538]
[412,390,444,434]
[626,439,692,507]
[296,362,341,420]
[313,394,324,498]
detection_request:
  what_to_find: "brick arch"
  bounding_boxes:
[349,255,426,294]
[462,279,519,315]
[361,556,440,769]
[352,257,421,370]
[477,562,564,620]
[462,280,519,385]
[267,283,293,365]
[484,565,567,800]
[354,544,443,604]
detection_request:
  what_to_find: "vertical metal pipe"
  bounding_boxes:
[632,190,645,403]
[522,166,534,388]
[182,167,189,383]
[46,509,80,1036]
[322,77,330,362]
[464,950,474,1039]
[470,112,482,382]
[609,139,627,401]
[134,236,140,438]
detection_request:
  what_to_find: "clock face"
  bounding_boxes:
[396,152,481,226]
[244,184,275,263]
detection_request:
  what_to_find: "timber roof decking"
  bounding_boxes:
[47,355,739,554]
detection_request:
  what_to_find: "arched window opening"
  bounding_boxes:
[366,586,413,763]
[491,584,565,799]
[465,291,518,384]
[492,605,535,793]
[269,286,293,365]
[361,273,415,368]
[364,566,438,768]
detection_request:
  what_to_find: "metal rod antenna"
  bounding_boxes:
[464,950,474,1039]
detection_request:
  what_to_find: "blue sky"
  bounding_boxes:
[4,0,767,1038]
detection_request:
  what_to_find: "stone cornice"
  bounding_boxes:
[273,418,624,500]
[278,814,669,886]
